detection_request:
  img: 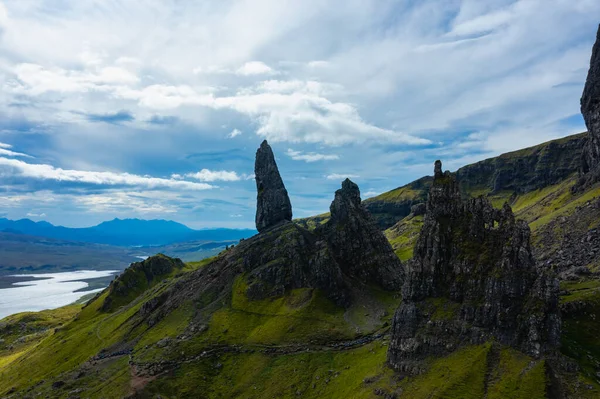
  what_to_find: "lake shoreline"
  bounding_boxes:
[0,270,119,320]
[0,275,53,289]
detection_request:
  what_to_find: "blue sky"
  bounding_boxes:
[0,0,597,229]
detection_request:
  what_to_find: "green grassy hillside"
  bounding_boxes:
[1,250,598,398]
[0,253,404,398]
[1,132,599,398]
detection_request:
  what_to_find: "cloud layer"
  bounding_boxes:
[0,0,597,227]
[0,157,214,190]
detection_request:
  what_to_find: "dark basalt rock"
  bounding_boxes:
[240,177,403,307]
[535,197,600,278]
[577,24,600,189]
[317,179,403,291]
[138,148,404,323]
[387,161,560,373]
[255,140,292,232]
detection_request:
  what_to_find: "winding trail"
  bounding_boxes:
[126,328,390,393]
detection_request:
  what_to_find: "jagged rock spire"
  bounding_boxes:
[433,159,443,178]
[578,24,600,188]
[387,161,560,373]
[319,178,404,291]
[329,178,361,223]
[254,140,292,232]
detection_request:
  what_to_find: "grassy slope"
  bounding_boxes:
[0,257,210,397]
[2,254,597,398]
[0,258,401,398]
[2,133,600,397]
[560,279,600,383]
[0,306,81,370]
[385,215,423,261]
[136,341,598,399]
[2,195,598,397]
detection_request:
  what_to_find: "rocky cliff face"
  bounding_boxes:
[255,140,293,232]
[457,134,585,195]
[317,179,404,291]
[387,161,560,373]
[578,24,600,189]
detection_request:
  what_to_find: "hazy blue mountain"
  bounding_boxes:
[0,218,255,247]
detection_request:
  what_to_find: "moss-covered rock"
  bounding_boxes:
[388,161,561,374]
[99,254,185,312]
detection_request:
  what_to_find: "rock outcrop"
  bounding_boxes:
[99,254,185,312]
[387,161,560,373]
[317,179,403,291]
[578,24,600,189]
[255,140,292,232]
[240,176,403,307]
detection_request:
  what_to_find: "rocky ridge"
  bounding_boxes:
[387,161,561,373]
[135,142,403,330]
[99,254,185,312]
[363,134,586,229]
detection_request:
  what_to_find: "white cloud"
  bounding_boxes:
[286,149,339,162]
[109,79,429,145]
[186,169,240,182]
[307,60,330,68]
[228,128,242,138]
[193,61,276,76]
[0,2,7,34]
[0,142,30,158]
[0,148,30,158]
[192,65,230,75]
[114,84,213,110]
[26,212,46,218]
[74,191,178,214]
[325,173,359,181]
[10,63,139,96]
[236,61,275,76]
[209,82,430,145]
[448,8,513,37]
[363,190,379,197]
[0,157,213,190]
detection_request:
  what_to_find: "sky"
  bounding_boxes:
[0,0,598,229]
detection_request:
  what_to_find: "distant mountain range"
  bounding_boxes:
[0,218,256,247]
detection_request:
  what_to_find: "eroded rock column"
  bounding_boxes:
[255,140,293,232]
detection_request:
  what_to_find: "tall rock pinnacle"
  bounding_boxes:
[578,24,600,188]
[254,140,292,232]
